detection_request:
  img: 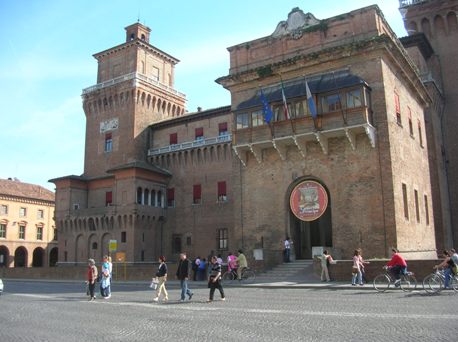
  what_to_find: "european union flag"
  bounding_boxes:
[260,89,273,124]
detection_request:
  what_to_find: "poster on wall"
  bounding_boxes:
[290,180,328,222]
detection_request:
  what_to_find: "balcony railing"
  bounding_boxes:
[399,0,428,8]
[82,72,186,99]
[148,134,232,156]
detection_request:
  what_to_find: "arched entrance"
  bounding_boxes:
[0,245,9,267]
[14,247,28,267]
[289,179,332,259]
[49,247,58,267]
[32,247,45,267]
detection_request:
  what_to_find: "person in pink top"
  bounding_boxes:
[386,248,407,286]
[227,252,237,272]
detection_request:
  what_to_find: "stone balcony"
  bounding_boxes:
[148,134,232,156]
[232,108,376,166]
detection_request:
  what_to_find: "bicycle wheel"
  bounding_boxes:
[422,273,443,294]
[222,271,234,284]
[449,275,458,293]
[400,273,417,292]
[373,274,390,292]
[242,269,256,283]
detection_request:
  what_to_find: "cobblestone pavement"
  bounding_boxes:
[0,280,457,341]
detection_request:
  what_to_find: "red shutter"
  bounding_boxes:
[167,188,175,201]
[170,133,177,145]
[218,122,228,133]
[193,184,201,199]
[195,127,204,138]
[106,191,112,205]
[217,181,226,196]
[394,93,400,114]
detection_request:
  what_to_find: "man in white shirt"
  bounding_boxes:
[284,237,291,263]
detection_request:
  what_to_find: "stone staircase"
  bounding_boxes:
[255,259,320,283]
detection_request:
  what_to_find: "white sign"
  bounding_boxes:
[100,118,119,133]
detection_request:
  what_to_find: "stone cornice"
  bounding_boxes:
[0,194,54,206]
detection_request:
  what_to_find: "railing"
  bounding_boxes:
[148,134,232,156]
[399,0,428,8]
[82,72,186,99]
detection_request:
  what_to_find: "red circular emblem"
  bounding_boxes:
[290,180,328,222]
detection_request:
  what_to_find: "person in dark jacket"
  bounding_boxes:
[153,256,168,302]
[208,256,225,302]
[176,252,193,301]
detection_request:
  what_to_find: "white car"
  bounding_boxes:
[0,278,3,295]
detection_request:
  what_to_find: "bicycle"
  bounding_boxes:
[422,268,458,294]
[222,267,256,284]
[373,266,417,292]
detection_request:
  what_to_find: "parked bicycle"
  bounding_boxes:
[422,269,458,294]
[222,267,256,284]
[373,266,417,292]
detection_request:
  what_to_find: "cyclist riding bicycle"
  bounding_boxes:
[236,249,248,280]
[434,250,453,289]
[386,248,407,286]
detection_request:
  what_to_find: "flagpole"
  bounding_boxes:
[332,71,347,125]
[305,76,319,130]
[279,74,296,136]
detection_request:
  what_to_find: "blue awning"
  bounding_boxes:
[236,71,369,111]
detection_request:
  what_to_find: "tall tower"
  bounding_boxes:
[82,22,186,178]
[400,0,458,248]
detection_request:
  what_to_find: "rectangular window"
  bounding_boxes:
[217,181,227,202]
[193,184,201,204]
[395,92,401,125]
[217,228,228,250]
[167,188,175,207]
[105,191,113,206]
[170,133,178,145]
[0,205,7,215]
[121,231,127,243]
[321,93,343,113]
[0,223,6,238]
[346,89,362,108]
[418,120,423,147]
[402,183,409,220]
[19,207,27,217]
[37,209,44,219]
[218,122,228,136]
[252,110,264,127]
[19,225,26,239]
[236,113,249,129]
[414,189,420,223]
[37,227,43,240]
[186,236,192,246]
[293,99,308,118]
[152,66,160,81]
[105,133,113,152]
[172,234,182,254]
[53,228,58,241]
[195,127,204,140]
[424,195,430,225]
[408,108,414,136]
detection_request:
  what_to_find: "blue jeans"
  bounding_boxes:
[352,270,362,285]
[284,249,290,262]
[180,279,192,300]
[390,265,406,280]
[444,267,452,288]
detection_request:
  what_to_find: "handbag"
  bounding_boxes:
[351,266,359,274]
[150,277,159,290]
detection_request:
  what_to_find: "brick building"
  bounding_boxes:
[0,178,57,267]
[52,4,452,268]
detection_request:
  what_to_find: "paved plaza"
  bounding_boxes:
[0,280,457,341]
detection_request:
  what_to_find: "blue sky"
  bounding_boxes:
[0,0,406,191]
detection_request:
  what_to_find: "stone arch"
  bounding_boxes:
[14,246,28,267]
[114,94,119,107]
[151,189,156,207]
[434,14,446,35]
[137,186,143,204]
[49,247,58,267]
[147,94,151,108]
[0,245,10,267]
[167,102,171,115]
[144,188,150,205]
[162,100,166,114]
[101,232,111,259]
[157,190,163,208]
[152,96,157,110]
[141,92,146,106]
[110,216,114,230]
[120,92,124,105]
[32,247,45,267]
[408,20,418,34]
[447,11,458,32]
[421,17,432,37]
[88,233,98,260]
[108,96,113,107]
[172,104,176,116]
[157,99,162,112]
[117,215,122,230]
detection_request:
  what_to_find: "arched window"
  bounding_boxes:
[151,190,156,207]
[141,34,146,41]
[157,190,162,208]
[137,187,143,205]
[447,12,458,32]
[130,33,135,40]
[421,18,432,37]
[144,189,150,205]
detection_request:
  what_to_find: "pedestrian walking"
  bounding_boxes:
[176,252,193,301]
[197,258,207,281]
[284,237,291,262]
[208,256,225,302]
[100,256,111,299]
[320,250,333,282]
[86,258,98,301]
[351,249,363,286]
[192,256,200,281]
[153,256,168,302]
[357,248,370,284]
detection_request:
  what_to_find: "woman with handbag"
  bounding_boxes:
[351,249,364,286]
[153,256,168,302]
[86,259,98,301]
[208,256,226,302]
